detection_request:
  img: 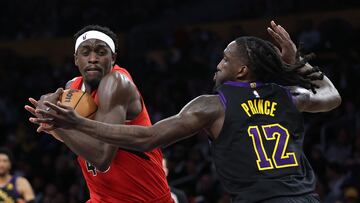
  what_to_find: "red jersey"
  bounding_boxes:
[69,65,173,203]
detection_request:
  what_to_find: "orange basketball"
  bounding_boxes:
[49,89,97,142]
[59,89,97,118]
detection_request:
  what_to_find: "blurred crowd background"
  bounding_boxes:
[0,0,360,202]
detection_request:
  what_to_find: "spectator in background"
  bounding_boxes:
[0,148,35,203]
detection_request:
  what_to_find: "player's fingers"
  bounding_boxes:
[24,105,37,116]
[271,21,290,42]
[29,117,41,125]
[38,125,55,134]
[270,20,279,31]
[29,98,39,107]
[35,108,57,118]
[277,25,291,39]
[32,117,54,125]
[54,88,64,95]
[267,27,283,45]
[56,101,73,110]
[36,126,43,133]
[42,127,55,133]
[270,21,284,38]
[43,101,66,114]
[41,124,55,132]
[275,25,288,40]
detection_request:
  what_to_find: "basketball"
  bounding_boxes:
[48,89,97,142]
[59,89,97,118]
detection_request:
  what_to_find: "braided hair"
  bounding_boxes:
[235,36,322,93]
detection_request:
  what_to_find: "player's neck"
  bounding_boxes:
[83,82,98,94]
[237,73,258,83]
[0,174,11,185]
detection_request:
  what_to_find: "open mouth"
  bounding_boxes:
[85,66,102,74]
[213,69,220,81]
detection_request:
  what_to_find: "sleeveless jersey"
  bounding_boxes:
[213,81,316,203]
[70,65,173,203]
[0,176,22,203]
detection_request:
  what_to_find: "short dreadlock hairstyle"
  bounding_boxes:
[235,36,320,92]
[74,25,119,53]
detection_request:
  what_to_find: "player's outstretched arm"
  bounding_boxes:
[267,20,341,112]
[34,95,223,152]
[290,64,341,113]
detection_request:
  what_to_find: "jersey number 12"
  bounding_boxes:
[248,124,298,171]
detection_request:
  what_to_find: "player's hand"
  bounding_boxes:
[25,97,46,133]
[267,20,297,64]
[37,88,64,110]
[25,88,63,133]
[30,101,81,130]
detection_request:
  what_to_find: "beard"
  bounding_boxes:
[0,170,9,177]
[212,84,220,93]
[212,80,222,93]
[84,77,101,90]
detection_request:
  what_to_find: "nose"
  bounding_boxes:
[217,60,223,70]
[88,52,99,64]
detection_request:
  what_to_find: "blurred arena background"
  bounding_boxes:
[1,0,360,202]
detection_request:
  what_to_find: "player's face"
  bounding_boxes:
[0,154,11,176]
[214,41,245,88]
[75,39,116,88]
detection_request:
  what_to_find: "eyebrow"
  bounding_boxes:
[78,44,109,50]
[223,51,229,58]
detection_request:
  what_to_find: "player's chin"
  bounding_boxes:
[212,78,224,92]
[212,82,220,92]
[85,77,102,88]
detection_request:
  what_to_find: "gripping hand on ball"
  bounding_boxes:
[31,101,82,130]
[25,88,63,133]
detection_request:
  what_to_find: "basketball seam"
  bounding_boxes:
[74,92,86,110]
[86,107,98,118]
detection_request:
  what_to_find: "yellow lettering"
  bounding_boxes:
[264,101,270,115]
[242,100,276,117]
[248,100,257,115]
[253,100,259,114]
[270,102,277,117]
[241,103,251,117]
[258,99,264,114]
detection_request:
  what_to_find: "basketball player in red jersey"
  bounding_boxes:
[25,25,173,203]
[29,21,341,203]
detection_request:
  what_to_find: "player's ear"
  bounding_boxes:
[111,52,117,66]
[236,65,250,79]
[74,53,78,66]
